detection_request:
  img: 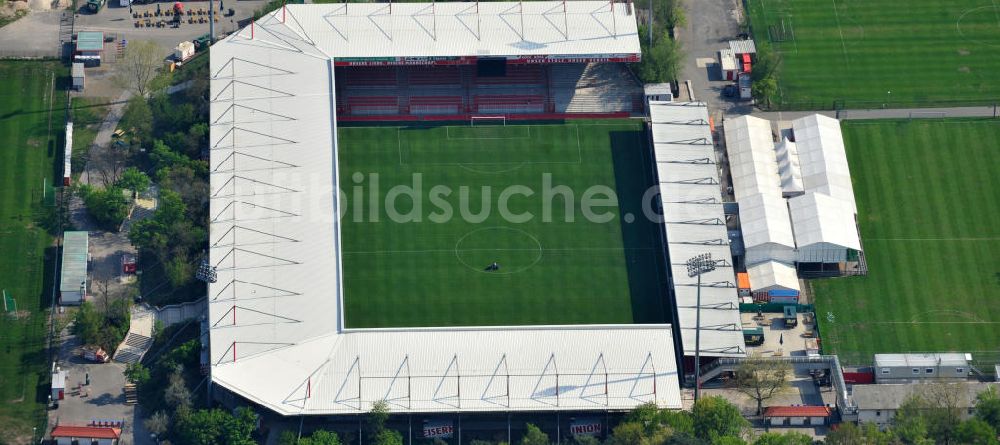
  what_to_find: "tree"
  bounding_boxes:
[824,422,895,445]
[124,362,150,385]
[520,424,550,445]
[372,429,403,445]
[120,96,153,143]
[976,386,1000,431]
[893,395,932,445]
[115,40,163,97]
[366,400,390,437]
[144,411,170,439]
[751,77,778,109]
[751,432,811,445]
[955,418,999,445]
[72,301,103,346]
[730,357,791,415]
[634,30,684,84]
[78,185,130,229]
[163,366,192,410]
[302,430,342,445]
[118,167,150,194]
[691,396,748,442]
[173,407,256,445]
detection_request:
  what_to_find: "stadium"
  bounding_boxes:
[207,1,746,438]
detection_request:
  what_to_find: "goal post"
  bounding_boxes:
[470,115,506,126]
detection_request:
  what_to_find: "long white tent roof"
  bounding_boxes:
[208,6,678,416]
[788,192,861,251]
[791,115,857,213]
[238,1,639,62]
[746,260,800,293]
[650,101,745,358]
[724,115,780,201]
[738,193,794,251]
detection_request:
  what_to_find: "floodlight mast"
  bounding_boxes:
[686,253,716,402]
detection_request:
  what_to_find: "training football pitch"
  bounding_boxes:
[337,120,669,328]
[0,61,61,441]
[812,119,1000,365]
[747,0,1000,109]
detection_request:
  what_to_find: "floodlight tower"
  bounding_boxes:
[687,252,716,402]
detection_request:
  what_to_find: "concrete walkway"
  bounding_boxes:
[751,105,1000,122]
[78,90,132,187]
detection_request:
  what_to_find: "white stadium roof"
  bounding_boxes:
[791,114,857,213]
[234,1,639,63]
[724,115,781,201]
[208,4,679,416]
[650,101,745,358]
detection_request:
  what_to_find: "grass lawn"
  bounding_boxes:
[337,120,669,328]
[812,119,1000,366]
[746,0,1000,109]
[0,61,63,443]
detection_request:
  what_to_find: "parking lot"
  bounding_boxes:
[73,0,266,53]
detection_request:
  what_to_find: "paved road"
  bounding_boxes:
[675,0,744,112]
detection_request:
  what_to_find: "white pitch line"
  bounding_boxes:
[344,247,657,255]
[830,0,850,68]
[866,237,1000,241]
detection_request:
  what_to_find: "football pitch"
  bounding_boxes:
[747,0,1000,109]
[812,119,1000,365]
[0,61,61,441]
[337,120,670,328]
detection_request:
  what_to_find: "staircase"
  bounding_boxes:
[124,383,138,405]
[113,333,152,364]
[113,305,156,364]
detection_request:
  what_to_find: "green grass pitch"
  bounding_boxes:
[812,119,1000,365]
[746,0,1000,109]
[0,61,62,441]
[337,120,670,328]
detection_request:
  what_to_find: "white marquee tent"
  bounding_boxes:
[746,260,800,293]
[791,114,857,213]
[788,192,861,263]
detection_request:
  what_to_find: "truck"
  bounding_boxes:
[87,0,106,13]
[81,346,110,363]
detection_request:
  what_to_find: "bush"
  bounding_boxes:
[78,184,130,230]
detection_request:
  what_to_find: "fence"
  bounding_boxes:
[761,97,1000,113]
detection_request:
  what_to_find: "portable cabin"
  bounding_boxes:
[718,48,738,81]
[121,253,137,275]
[736,272,751,297]
[874,353,972,383]
[51,425,121,445]
[743,327,764,346]
[769,289,799,305]
[74,31,105,67]
[71,63,85,91]
[783,305,797,327]
[738,73,752,100]
[59,231,89,304]
[643,83,673,103]
[51,368,67,400]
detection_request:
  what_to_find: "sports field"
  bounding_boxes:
[337,120,669,328]
[747,0,1000,109]
[812,119,1000,365]
[0,61,61,442]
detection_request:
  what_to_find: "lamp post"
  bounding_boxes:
[687,253,716,402]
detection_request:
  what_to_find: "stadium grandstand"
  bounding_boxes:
[648,101,746,368]
[207,0,685,430]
